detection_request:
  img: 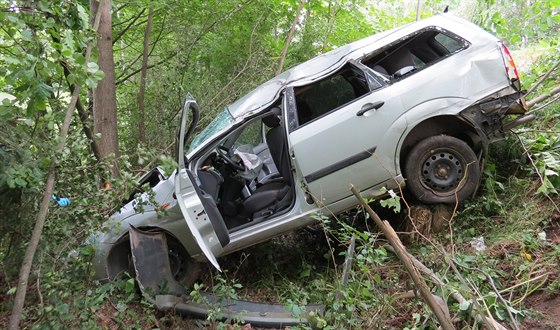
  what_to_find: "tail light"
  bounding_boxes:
[499,42,520,82]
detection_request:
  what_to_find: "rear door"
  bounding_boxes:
[287,61,405,205]
[175,96,229,271]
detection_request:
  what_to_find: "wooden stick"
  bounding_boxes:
[527,85,560,109]
[526,59,560,96]
[350,185,455,330]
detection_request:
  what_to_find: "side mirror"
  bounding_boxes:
[393,65,416,78]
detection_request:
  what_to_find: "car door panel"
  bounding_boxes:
[287,76,406,206]
[175,96,226,271]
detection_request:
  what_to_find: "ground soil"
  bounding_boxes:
[520,211,560,330]
[522,291,560,330]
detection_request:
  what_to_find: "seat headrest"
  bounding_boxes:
[262,107,281,127]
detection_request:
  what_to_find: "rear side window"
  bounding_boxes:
[434,33,463,53]
[362,28,469,78]
[294,64,369,125]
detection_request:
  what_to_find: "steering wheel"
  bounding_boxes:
[216,145,245,171]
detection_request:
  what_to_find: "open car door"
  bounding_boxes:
[175,95,229,271]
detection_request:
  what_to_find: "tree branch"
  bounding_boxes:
[117,0,254,85]
[8,2,104,327]
[113,8,146,44]
[114,12,166,84]
[350,185,455,330]
[527,85,560,109]
[384,245,509,330]
[526,58,560,96]
[116,50,176,85]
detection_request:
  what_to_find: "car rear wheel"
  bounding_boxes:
[404,135,480,204]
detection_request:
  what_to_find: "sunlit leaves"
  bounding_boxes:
[0,0,98,196]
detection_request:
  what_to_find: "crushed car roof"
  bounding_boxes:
[226,13,490,118]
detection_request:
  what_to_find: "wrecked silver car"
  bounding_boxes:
[90,13,530,288]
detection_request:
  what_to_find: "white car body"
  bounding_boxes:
[91,13,529,280]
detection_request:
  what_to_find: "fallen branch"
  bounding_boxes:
[350,185,455,330]
[527,85,560,109]
[526,59,560,96]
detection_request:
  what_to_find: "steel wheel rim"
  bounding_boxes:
[420,150,465,194]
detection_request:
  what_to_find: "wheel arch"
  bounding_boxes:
[399,115,486,172]
[106,226,185,280]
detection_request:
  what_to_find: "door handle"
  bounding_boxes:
[356,101,385,116]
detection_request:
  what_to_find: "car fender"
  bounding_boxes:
[90,177,205,279]
[391,97,477,171]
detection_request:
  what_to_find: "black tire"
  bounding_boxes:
[165,235,202,288]
[404,135,480,204]
[107,232,201,288]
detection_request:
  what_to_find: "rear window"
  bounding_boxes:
[362,28,469,77]
[434,33,463,53]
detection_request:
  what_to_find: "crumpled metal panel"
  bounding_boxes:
[129,226,187,300]
[156,294,324,328]
[129,226,324,328]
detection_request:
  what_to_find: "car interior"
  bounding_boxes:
[193,106,295,232]
[294,63,370,126]
[362,29,467,79]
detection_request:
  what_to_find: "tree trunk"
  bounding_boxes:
[276,0,307,75]
[91,0,120,177]
[137,7,154,144]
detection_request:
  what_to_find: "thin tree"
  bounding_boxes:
[276,0,307,75]
[8,6,104,329]
[416,0,422,21]
[91,0,120,177]
[137,7,154,144]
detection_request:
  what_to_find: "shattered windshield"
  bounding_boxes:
[188,109,234,153]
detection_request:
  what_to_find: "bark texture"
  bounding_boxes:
[91,0,120,177]
[137,7,154,143]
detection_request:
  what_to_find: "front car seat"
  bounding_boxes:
[243,107,293,218]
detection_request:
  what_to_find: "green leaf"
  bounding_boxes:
[15,177,27,188]
[94,70,105,80]
[6,15,18,23]
[86,62,99,73]
[124,278,135,294]
[4,57,22,65]
[57,303,69,314]
[459,300,472,311]
[73,54,86,65]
